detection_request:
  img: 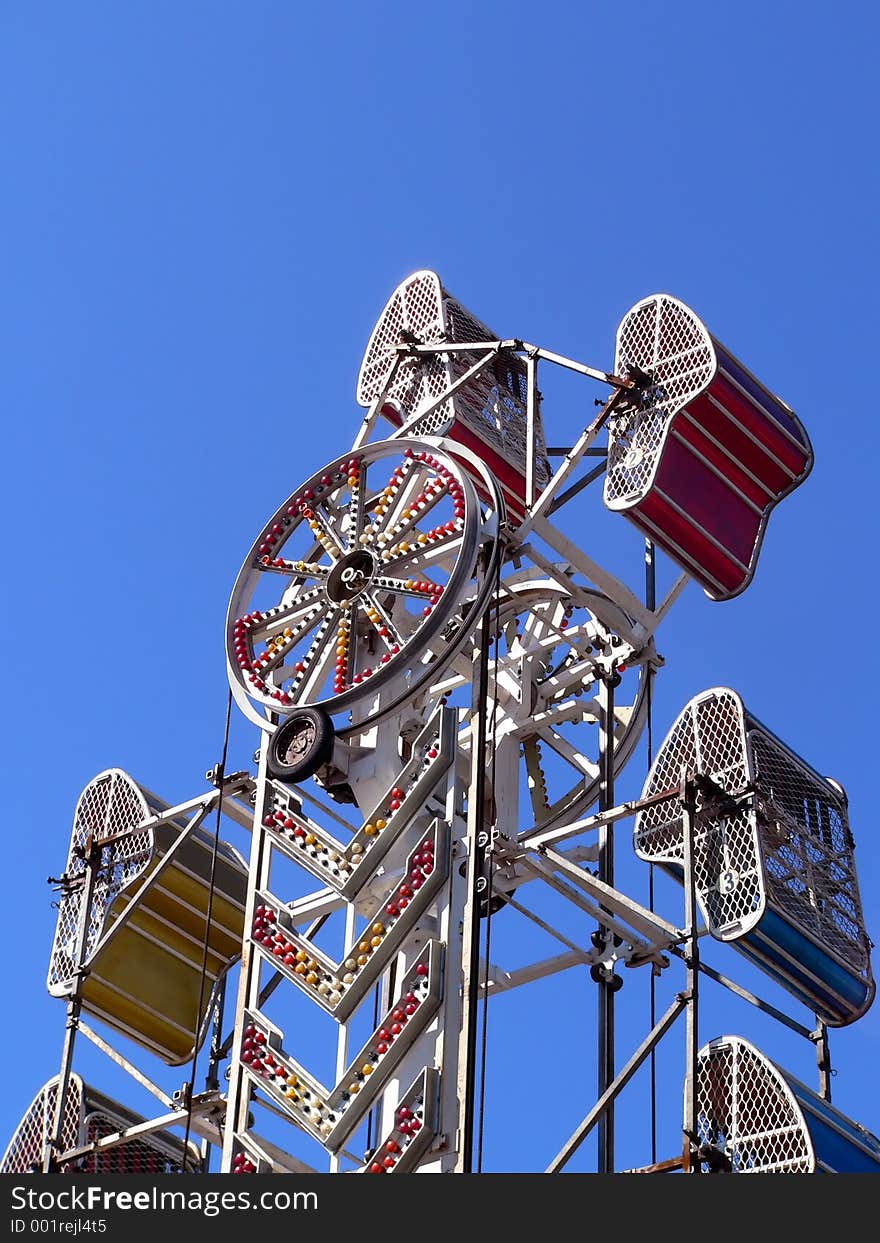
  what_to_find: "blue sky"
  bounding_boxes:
[1,1,878,1172]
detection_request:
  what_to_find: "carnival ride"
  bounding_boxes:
[5,273,877,1175]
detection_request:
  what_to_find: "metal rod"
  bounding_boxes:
[44,998,81,1172]
[815,1020,832,1101]
[547,996,687,1172]
[400,339,508,356]
[534,846,684,945]
[501,892,594,958]
[352,353,405,449]
[482,948,593,994]
[529,517,656,633]
[545,460,608,515]
[685,956,815,1039]
[220,747,273,1171]
[456,602,493,1172]
[528,344,630,387]
[645,539,656,613]
[58,1110,194,1162]
[43,833,101,1172]
[681,776,700,1174]
[520,781,682,850]
[652,571,689,628]
[645,536,657,1166]
[400,338,631,390]
[201,974,227,1172]
[525,353,537,509]
[596,673,615,1173]
[205,975,226,1093]
[518,385,632,537]
[78,1021,175,1109]
[545,446,608,457]
[521,854,672,959]
[393,345,499,430]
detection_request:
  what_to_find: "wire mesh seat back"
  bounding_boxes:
[48,769,154,994]
[635,688,874,1025]
[47,768,248,1064]
[356,270,550,518]
[694,1036,880,1173]
[604,294,812,599]
[0,1075,198,1173]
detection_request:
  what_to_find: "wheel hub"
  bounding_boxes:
[326,549,376,605]
[280,719,317,764]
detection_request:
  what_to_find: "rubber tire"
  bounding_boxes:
[267,707,335,783]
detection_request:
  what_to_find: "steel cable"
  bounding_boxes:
[182,688,233,1168]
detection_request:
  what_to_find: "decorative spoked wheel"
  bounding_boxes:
[435,576,652,838]
[226,437,503,735]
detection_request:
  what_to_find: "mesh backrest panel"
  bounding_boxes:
[749,730,869,974]
[605,295,715,503]
[357,272,549,487]
[634,690,762,934]
[637,689,874,966]
[48,771,154,990]
[635,690,750,862]
[696,1039,813,1173]
[356,271,450,412]
[1,1078,82,1173]
[635,703,697,862]
[83,1114,192,1174]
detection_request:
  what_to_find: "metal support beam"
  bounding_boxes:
[43,831,100,1172]
[529,516,656,635]
[520,855,671,963]
[482,949,592,995]
[545,460,608,515]
[547,996,687,1172]
[352,353,405,449]
[531,847,684,947]
[220,747,273,1172]
[79,1021,175,1109]
[596,674,615,1173]
[44,998,82,1172]
[681,777,701,1174]
[57,1094,224,1165]
[518,384,632,537]
[687,958,815,1040]
[392,344,500,432]
[814,1020,833,1101]
[525,352,538,510]
[519,782,681,850]
[456,602,493,1173]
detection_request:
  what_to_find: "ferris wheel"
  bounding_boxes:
[9,272,878,1178]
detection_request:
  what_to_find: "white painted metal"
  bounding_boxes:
[225,437,503,736]
[27,269,844,1182]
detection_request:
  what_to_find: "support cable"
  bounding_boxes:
[461,557,499,1171]
[645,538,658,1166]
[182,688,233,1167]
[476,564,502,1173]
[647,681,657,1165]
